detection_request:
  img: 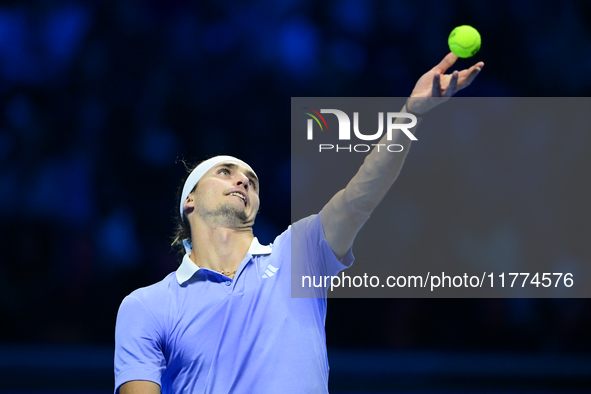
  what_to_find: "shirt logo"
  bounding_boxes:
[262,264,279,278]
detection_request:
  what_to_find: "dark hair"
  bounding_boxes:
[170,160,203,259]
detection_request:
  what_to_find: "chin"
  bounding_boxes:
[218,204,249,223]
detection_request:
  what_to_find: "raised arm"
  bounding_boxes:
[321,52,484,259]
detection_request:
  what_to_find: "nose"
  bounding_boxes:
[235,172,250,190]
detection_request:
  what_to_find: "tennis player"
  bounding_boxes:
[114,53,483,394]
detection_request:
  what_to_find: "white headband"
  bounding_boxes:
[179,155,256,219]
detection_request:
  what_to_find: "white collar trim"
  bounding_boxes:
[175,237,272,285]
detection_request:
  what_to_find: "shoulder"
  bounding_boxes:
[259,213,324,261]
[266,213,320,250]
[290,211,326,245]
[272,213,321,243]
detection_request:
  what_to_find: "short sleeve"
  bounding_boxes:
[114,294,166,393]
[292,209,354,275]
[290,209,355,298]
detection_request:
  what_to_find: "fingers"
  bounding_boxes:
[432,73,442,97]
[431,59,483,98]
[443,71,459,97]
[459,62,484,89]
[433,52,459,73]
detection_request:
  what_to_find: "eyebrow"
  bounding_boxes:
[216,163,259,185]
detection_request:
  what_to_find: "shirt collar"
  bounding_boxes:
[175,237,272,285]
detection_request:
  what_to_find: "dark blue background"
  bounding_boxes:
[1,0,590,392]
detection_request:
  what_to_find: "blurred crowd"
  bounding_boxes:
[0,0,590,355]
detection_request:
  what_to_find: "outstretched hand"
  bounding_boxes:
[407,52,484,115]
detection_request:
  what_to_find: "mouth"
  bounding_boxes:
[227,191,247,206]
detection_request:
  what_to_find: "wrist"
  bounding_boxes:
[404,99,426,118]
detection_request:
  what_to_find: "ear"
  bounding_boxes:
[182,194,195,216]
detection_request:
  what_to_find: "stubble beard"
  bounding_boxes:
[197,202,250,227]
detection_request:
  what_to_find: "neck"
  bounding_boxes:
[188,221,254,274]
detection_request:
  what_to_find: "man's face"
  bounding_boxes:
[188,161,260,227]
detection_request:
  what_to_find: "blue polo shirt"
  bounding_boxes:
[114,212,354,393]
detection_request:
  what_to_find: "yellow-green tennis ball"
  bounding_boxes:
[448,25,481,58]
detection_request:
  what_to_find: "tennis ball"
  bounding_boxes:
[448,25,481,58]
